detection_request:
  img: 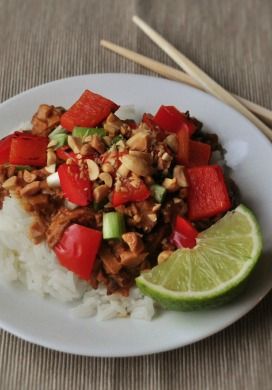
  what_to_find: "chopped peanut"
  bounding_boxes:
[47,149,56,166]
[165,134,178,153]
[116,163,130,178]
[47,139,58,148]
[121,154,152,177]
[93,184,110,203]
[86,159,99,181]
[45,164,56,174]
[20,181,41,196]
[2,176,17,190]
[80,143,94,156]
[173,165,188,187]
[102,163,114,173]
[126,132,150,152]
[158,250,173,264]
[67,136,82,154]
[99,172,113,188]
[89,135,106,154]
[104,113,123,136]
[162,178,179,192]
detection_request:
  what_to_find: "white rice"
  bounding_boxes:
[0,197,155,321]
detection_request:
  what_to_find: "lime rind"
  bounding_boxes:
[136,205,263,310]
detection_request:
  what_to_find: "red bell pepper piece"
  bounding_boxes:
[177,128,190,165]
[112,180,150,207]
[56,146,77,161]
[60,89,119,132]
[9,133,48,167]
[188,141,211,167]
[54,224,102,280]
[58,163,93,206]
[170,216,198,249]
[187,165,231,221]
[153,105,198,135]
[0,132,21,164]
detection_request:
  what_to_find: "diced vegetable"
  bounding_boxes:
[176,128,190,165]
[72,127,106,138]
[49,126,67,140]
[153,105,198,135]
[103,212,125,239]
[170,216,198,248]
[9,133,48,167]
[60,89,119,132]
[187,165,231,220]
[188,141,211,167]
[51,133,68,149]
[58,163,93,206]
[151,184,166,203]
[54,224,102,280]
[56,146,77,161]
[111,180,150,207]
[0,133,19,164]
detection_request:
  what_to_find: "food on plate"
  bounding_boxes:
[0,89,262,319]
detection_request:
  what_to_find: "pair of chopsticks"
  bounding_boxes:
[101,15,272,141]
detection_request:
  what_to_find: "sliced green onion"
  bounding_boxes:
[72,127,106,138]
[151,184,166,203]
[103,212,125,239]
[51,133,68,149]
[49,126,67,140]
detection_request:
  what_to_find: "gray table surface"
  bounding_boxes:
[0,0,272,389]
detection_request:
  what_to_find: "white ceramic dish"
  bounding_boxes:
[0,73,271,357]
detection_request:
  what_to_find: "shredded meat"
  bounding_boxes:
[99,245,122,274]
[116,200,160,232]
[91,232,149,295]
[29,214,48,244]
[46,207,101,248]
[31,105,65,137]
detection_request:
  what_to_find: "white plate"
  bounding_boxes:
[0,74,271,357]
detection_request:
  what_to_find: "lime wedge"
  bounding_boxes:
[136,205,262,310]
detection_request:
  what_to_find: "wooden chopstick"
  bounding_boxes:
[100,39,272,128]
[131,15,272,141]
